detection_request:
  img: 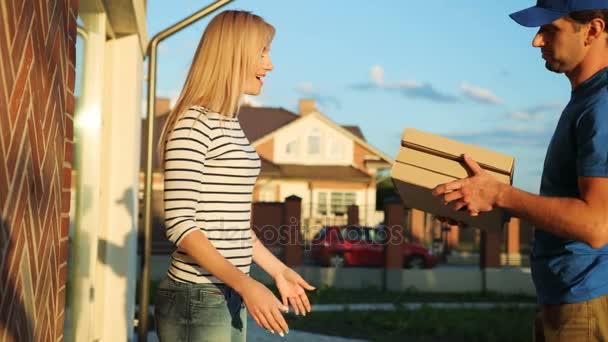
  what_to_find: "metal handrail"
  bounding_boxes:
[139,1,234,341]
[76,25,88,40]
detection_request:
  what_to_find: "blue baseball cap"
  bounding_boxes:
[510,0,608,27]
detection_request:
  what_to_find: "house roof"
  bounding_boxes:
[259,159,371,182]
[342,125,365,140]
[237,106,299,142]
[238,105,368,143]
[253,110,394,166]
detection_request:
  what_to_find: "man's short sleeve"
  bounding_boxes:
[576,101,608,177]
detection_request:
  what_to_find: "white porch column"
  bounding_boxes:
[97,34,143,342]
[69,12,106,342]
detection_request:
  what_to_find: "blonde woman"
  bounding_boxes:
[154,10,315,341]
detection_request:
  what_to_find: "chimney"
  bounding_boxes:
[155,97,171,117]
[299,99,316,116]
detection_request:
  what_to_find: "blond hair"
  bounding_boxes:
[159,10,275,158]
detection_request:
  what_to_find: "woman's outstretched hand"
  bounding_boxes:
[274,267,316,316]
[239,279,290,336]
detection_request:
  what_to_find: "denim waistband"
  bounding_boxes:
[161,276,238,297]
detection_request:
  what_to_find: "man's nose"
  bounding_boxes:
[532,32,545,48]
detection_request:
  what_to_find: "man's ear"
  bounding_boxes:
[586,18,606,45]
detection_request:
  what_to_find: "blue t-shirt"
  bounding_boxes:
[532,67,608,305]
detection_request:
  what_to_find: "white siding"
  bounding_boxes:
[273,115,353,165]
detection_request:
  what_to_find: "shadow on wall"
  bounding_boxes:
[0,218,35,341]
[101,186,139,327]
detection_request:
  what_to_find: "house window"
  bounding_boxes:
[308,129,321,155]
[259,186,275,202]
[285,139,299,156]
[330,192,356,215]
[317,192,328,215]
[330,140,344,159]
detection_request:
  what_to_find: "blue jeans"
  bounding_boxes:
[154,276,247,342]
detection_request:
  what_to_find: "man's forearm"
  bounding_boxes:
[498,185,604,247]
[252,234,287,278]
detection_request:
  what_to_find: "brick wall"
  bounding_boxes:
[0,0,78,341]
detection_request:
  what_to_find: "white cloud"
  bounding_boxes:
[394,80,423,89]
[168,90,180,109]
[369,65,421,89]
[295,82,315,94]
[294,82,341,109]
[508,102,563,120]
[240,94,263,107]
[370,65,384,86]
[510,111,538,120]
[158,42,169,55]
[459,83,504,105]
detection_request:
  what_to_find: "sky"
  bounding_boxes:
[141,0,572,193]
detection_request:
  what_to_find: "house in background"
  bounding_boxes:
[143,98,393,240]
[239,99,393,233]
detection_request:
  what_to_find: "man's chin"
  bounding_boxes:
[545,62,565,74]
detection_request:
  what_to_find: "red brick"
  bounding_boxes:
[61,190,70,214]
[60,217,69,239]
[11,1,34,64]
[35,270,50,326]
[71,0,79,15]
[61,167,70,188]
[58,263,67,288]
[27,119,42,190]
[66,59,75,92]
[64,141,73,165]
[9,185,28,238]
[59,240,69,266]
[0,152,8,208]
[68,13,77,43]
[1,0,80,338]
[8,40,32,123]
[64,102,73,140]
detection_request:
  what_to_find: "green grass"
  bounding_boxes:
[286,307,535,342]
[140,281,536,305]
[270,285,536,305]
[139,281,536,339]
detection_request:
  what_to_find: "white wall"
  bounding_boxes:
[279,180,311,203]
[273,115,354,166]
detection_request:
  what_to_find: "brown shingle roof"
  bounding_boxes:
[237,106,298,142]
[342,125,365,141]
[238,106,366,142]
[259,160,371,182]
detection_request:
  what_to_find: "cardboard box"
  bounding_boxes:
[390,128,515,229]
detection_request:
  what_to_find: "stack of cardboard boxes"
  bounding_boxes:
[391,128,515,230]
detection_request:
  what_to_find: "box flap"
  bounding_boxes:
[401,128,514,177]
[394,148,512,185]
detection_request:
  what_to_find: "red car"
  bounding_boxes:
[311,225,437,269]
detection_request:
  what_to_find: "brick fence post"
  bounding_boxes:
[505,218,520,265]
[480,229,502,268]
[384,199,405,269]
[283,195,303,267]
[347,204,359,226]
[409,209,425,243]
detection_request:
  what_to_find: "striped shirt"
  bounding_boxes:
[163,106,260,284]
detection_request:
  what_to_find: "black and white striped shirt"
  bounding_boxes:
[163,106,260,284]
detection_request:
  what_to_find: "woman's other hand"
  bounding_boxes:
[239,279,290,336]
[274,268,315,316]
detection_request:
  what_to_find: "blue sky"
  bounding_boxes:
[143,0,573,193]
